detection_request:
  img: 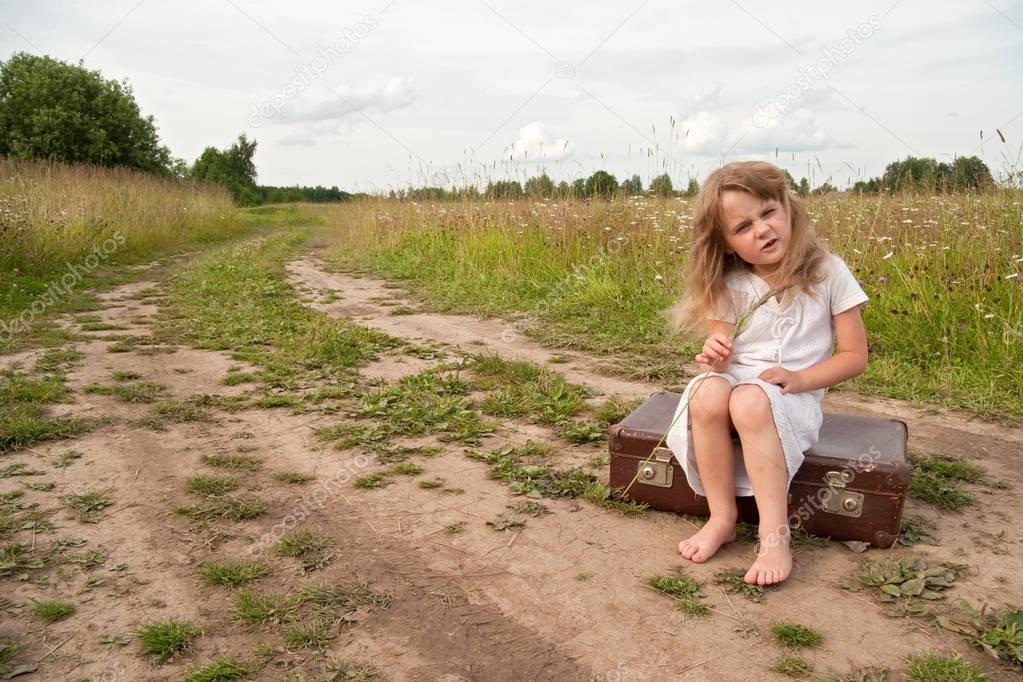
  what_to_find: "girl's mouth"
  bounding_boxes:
[762,238,778,251]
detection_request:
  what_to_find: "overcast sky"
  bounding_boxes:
[2,1,1022,192]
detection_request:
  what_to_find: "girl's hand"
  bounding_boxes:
[758,366,806,394]
[695,332,732,367]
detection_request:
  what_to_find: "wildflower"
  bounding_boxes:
[877,276,887,284]
[654,274,663,282]
[882,252,894,260]
[984,314,995,319]
[1006,273,1019,280]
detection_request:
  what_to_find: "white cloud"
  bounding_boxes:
[734,108,838,153]
[504,122,573,162]
[286,76,417,123]
[680,111,728,154]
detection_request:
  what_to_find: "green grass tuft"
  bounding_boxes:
[135,620,202,664]
[648,568,708,615]
[139,397,212,430]
[389,462,423,476]
[199,559,268,587]
[32,599,74,622]
[223,372,259,386]
[200,453,263,472]
[580,481,648,515]
[186,474,238,496]
[472,353,587,425]
[230,589,298,627]
[275,530,334,572]
[182,656,248,682]
[905,653,987,681]
[772,620,823,648]
[354,472,392,489]
[83,380,165,403]
[174,497,268,522]
[273,471,314,484]
[773,655,814,678]
[283,618,334,650]
[908,452,984,512]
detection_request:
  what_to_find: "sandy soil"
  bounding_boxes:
[0,256,1019,681]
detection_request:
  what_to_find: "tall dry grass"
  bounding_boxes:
[0,158,245,275]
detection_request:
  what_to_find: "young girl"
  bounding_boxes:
[665,161,869,586]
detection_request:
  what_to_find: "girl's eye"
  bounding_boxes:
[763,209,775,217]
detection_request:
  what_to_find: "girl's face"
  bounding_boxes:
[718,190,791,281]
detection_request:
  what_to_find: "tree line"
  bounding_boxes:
[0,52,1000,204]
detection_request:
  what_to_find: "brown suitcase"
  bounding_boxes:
[608,392,910,548]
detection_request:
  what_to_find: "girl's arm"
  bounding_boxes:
[758,305,868,394]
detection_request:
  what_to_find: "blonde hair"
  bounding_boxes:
[668,161,828,336]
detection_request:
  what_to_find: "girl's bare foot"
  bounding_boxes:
[744,532,792,585]
[678,517,736,563]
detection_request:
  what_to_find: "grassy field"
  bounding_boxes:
[0,159,251,351]
[305,193,1023,419]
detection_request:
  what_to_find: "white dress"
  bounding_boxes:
[665,254,869,497]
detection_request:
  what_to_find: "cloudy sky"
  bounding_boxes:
[3,0,1022,192]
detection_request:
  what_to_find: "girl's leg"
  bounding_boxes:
[728,385,792,585]
[678,376,738,563]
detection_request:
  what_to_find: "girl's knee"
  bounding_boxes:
[689,378,731,423]
[728,385,773,428]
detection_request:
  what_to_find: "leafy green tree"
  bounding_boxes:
[585,170,619,198]
[882,156,940,190]
[796,177,811,197]
[524,173,555,198]
[650,173,674,197]
[484,180,523,199]
[852,178,882,194]
[881,155,994,192]
[0,52,172,173]
[948,156,993,190]
[556,180,572,197]
[191,134,259,205]
[813,182,837,195]
[684,178,700,198]
[572,178,587,198]
[620,174,643,195]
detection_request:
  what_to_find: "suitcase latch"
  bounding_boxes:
[820,470,863,518]
[636,447,674,488]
